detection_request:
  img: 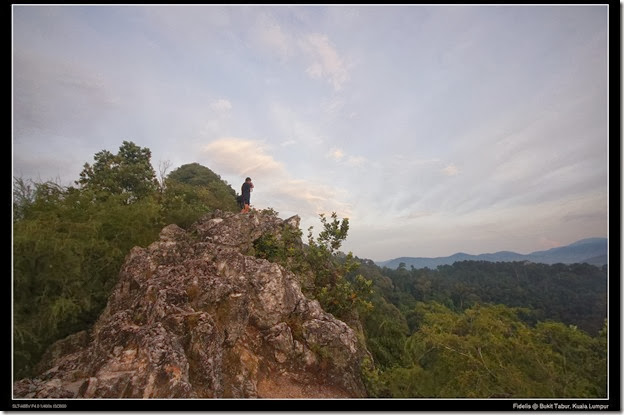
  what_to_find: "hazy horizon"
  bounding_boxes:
[375,236,607,263]
[12,5,609,260]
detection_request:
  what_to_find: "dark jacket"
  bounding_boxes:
[241,182,251,204]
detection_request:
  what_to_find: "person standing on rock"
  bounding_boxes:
[241,177,254,213]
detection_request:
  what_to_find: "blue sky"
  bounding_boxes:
[12,5,609,261]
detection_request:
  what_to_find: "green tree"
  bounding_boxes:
[361,296,409,370]
[13,184,162,379]
[166,162,231,189]
[77,141,158,202]
[250,211,374,323]
[378,302,607,398]
[304,213,373,321]
[12,177,36,221]
[14,142,166,380]
[161,163,238,227]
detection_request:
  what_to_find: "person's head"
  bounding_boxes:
[245,177,252,183]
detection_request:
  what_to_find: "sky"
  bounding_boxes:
[12,5,609,261]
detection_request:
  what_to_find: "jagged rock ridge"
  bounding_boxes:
[13,210,370,398]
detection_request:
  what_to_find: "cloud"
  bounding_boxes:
[202,138,284,177]
[13,51,120,137]
[327,148,344,161]
[252,13,292,61]
[326,148,367,167]
[272,179,351,217]
[442,163,459,176]
[247,13,351,91]
[404,211,434,220]
[300,33,350,91]
[346,155,367,167]
[209,99,232,112]
[326,147,368,167]
[201,137,351,223]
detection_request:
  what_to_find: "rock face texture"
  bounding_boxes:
[13,210,369,399]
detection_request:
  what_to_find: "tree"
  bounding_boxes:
[13,183,162,380]
[166,162,230,189]
[161,163,238,228]
[12,177,36,221]
[250,211,374,323]
[157,159,173,191]
[379,302,608,398]
[14,142,165,379]
[304,213,373,321]
[77,141,158,202]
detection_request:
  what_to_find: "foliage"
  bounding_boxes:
[373,302,607,398]
[13,186,162,379]
[351,257,607,398]
[251,211,374,323]
[252,224,305,271]
[160,163,238,228]
[303,213,373,321]
[380,260,607,335]
[12,177,36,221]
[166,162,234,191]
[77,141,159,202]
[13,145,239,380]
[359,295,409,370]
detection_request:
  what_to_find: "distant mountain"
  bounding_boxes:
[377,238,608,269]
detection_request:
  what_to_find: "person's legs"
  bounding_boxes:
[241,196,251,213]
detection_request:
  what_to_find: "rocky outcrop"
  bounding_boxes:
[13,210,370,398]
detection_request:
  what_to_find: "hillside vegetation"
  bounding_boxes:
[349,259,606,397]
[13,142,238,379]
[13,141,607,398]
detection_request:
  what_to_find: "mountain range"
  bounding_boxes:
[376,237,608,270]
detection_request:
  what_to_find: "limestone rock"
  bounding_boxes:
[13,209,369,398]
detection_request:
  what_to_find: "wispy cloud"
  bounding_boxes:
[202,138,284,177]
[13,5,608,260]
[404,211,434,220]
[441,163,459,177]
[301,33,350,91]
[201,137,350,219]
[346,155,367,167]
[326,147,367,168]
[271,179,352,218]
[246,11,352,91]
[251,12,292,61]
[209,99,232,112]
[14,52,119,135]
[327,148,344,161]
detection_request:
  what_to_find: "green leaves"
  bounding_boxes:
[316,212,350,254]
[380,302,607,398]
[13,144,242,380]
[249,211,374,324]
[77,141,158,202]
[160,163,238,228]
[12,184,164,379]
[357,257,607,398]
